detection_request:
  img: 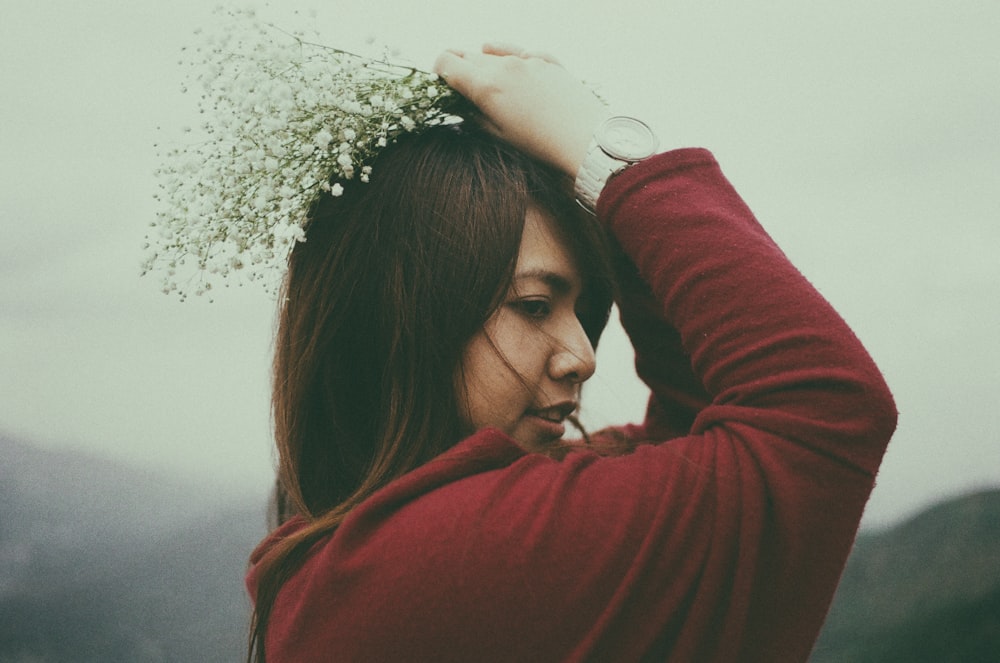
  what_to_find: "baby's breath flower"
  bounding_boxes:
[143,7,472,299]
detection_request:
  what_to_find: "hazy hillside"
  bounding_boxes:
[0,432,269,662]
[812,487,1000,662]
[2,432,998,661]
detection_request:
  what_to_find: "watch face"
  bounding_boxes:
[598,116,658,161]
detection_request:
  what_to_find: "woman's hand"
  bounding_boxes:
[434,44,608,178]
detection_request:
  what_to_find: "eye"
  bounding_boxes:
[513,299,551,320]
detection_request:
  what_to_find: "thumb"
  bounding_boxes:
[433,50,472,94]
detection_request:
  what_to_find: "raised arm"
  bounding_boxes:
[435,46,897,660]
[602,148,896,470]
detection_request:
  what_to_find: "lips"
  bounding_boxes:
[526,401,577,424]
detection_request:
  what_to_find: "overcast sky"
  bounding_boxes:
[1,0,997,529]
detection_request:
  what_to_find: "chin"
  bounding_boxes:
[514,434,566,457]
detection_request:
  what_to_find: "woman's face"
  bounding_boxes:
[457,206,597,453]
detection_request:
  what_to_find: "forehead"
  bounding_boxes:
[514,207,580,288]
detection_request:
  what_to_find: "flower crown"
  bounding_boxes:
[142,9,473,298]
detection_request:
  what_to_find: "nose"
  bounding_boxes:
[548,317,596,384]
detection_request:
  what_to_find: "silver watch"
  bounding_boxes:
[574,116,659,214]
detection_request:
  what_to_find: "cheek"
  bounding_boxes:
[457,328,542,431]
[468,346,528,404]
[486,312,548,375]
[496,327,552,384]
[456,334,512,426]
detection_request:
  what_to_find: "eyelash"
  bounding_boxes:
[513,299,551,320]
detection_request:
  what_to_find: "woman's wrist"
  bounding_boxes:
[573,116,661,213]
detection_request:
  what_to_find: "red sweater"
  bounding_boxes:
[247,149,897,662]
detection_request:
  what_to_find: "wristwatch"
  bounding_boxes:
[574,116,659,214]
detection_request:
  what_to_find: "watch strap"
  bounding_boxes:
[574,137,629,214]
[574,116,659,214]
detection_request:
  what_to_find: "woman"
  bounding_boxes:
[246,44,897,662]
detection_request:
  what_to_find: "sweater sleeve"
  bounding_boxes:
[598,148,895,471]
[584,147,897,659]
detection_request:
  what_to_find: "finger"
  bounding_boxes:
[521,49,562,66]
[482,41,525,57]
[433,50,471,87]
[482,42,561,66]
[433,50,492,105]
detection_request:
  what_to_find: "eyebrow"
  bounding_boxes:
[512,269,575,295]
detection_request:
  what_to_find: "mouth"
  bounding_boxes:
[524,401,577,438]
[528,400,576,421]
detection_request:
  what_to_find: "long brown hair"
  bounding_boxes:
[248,125,616,662]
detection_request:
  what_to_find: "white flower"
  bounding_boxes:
[145,7,471,298]
[313,129,334,149]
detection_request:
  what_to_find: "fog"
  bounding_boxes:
[1,0,997,529]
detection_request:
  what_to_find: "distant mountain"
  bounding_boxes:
[2,432,998,661]
[0,432,269,662]
[812,487,1000,662]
